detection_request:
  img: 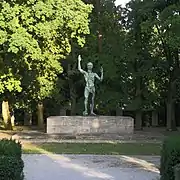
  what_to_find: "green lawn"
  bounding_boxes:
[23,142,162,155]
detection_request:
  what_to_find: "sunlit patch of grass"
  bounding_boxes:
[22,142,162,155]
[22,142,42,154]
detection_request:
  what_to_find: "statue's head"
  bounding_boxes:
[87,62,93,70]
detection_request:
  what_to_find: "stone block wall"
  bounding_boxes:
[47,116,134,135]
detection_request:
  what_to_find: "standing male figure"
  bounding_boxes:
[78,55,103,116]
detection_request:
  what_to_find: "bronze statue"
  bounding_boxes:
[78,55,103,116]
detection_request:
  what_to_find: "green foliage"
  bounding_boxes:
[74,0,127,112]
[160,136,180,180]
[0,0,93,106]
[0,139,22,158]
[0,156,24,180]
[139,0,180,128]
[117,0,157,112]
[0,139,24,180]
[0,0,180,128]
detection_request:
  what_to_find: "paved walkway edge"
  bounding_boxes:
[17,139,162,144]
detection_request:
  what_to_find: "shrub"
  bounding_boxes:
[0,139,22,158]
[0,156,24,180]
[160,135,180,180]
[0,139,24,180]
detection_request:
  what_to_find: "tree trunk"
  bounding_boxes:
[10,109,15,127]
[60,109,66,116]
[172,102,176,129]
[2,101,12,130]
[116,107,123,116]
[166,89,176,131]
[134,74,142,130]
[71,96,76,115]
[96,0,102,53]
[24,110,32,126]
[37,103,44,129]
[166,101,172,130]
[135,110,142,130]
[152,111,158,127]
[69,83,77,115]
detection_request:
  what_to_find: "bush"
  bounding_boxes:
[0,139,24,180]
[0,156,24,180]
[160,135,180,180]
[0,139,22,158]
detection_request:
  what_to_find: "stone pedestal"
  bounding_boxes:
[46,116,134,135]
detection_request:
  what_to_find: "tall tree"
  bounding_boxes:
[140,0,180,130]
[120,0,156,129]
[0,0,92,128]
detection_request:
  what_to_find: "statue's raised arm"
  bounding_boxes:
[95,66,103,82]
[78,55,86,74]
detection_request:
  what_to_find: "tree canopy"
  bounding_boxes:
[1,0,180,131]
[0,0,92,102]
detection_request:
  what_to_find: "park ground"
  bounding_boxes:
[0,127,179,155]
[23,154,160,180]
[1,127,179,180]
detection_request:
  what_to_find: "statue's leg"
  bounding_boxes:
[83,87,89,116]
[90,88,96,115]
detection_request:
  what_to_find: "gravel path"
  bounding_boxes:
[23,155,160,180]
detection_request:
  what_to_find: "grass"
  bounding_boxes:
[22,142,162,155]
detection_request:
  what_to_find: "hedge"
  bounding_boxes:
[160,135,180,180]
[0,139,24,180]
